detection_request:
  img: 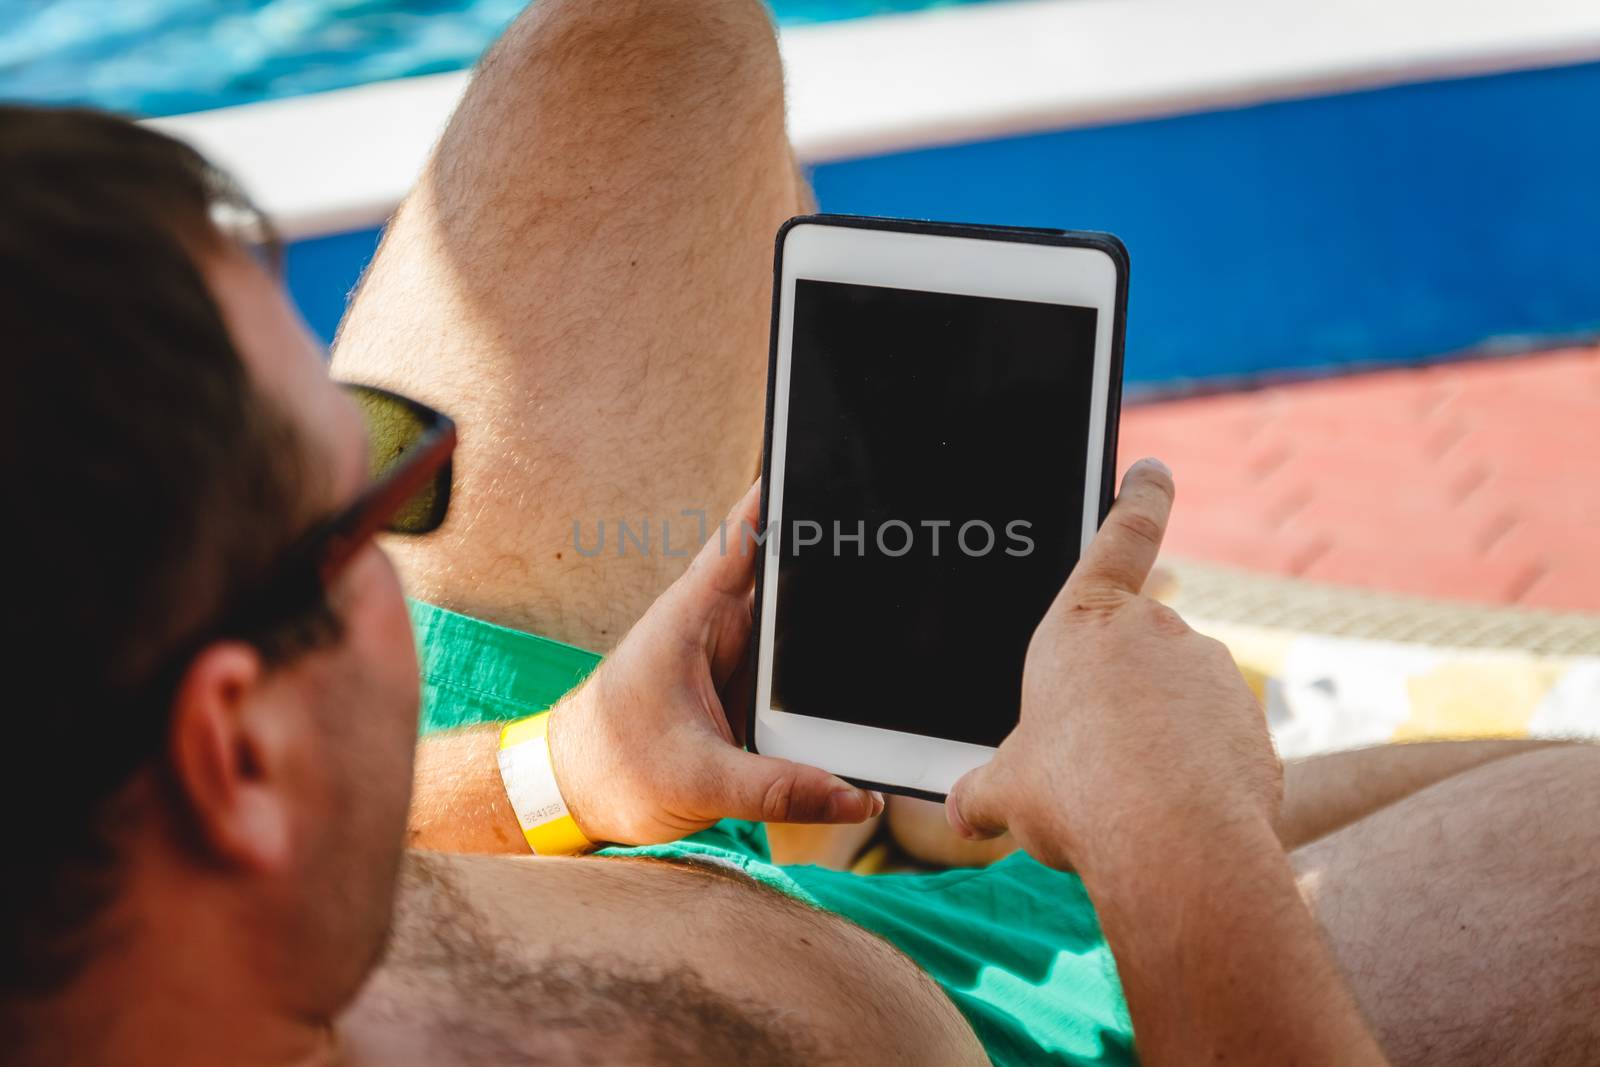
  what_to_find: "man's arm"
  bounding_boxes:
[406,482,882,854]
[1084,803,1381,1064]
[948,460,1389,1066]
[409,725,521,852]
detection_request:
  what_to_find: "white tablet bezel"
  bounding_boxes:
[753,219,1122,797]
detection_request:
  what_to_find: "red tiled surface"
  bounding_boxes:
[1117,347,1600,611]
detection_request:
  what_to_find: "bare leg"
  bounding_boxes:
[332,0,809,652]
[332,0,856,863]
[1297,746,1600,1067]
[895,740,1600,1061]
[887,797,1019,867]
[887,739,1568,869]
[1277,737,1565,849]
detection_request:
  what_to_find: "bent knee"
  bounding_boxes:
[488,0,783,110]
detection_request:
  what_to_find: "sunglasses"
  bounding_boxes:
[102,384,454,783]
[331,383,456,559]
[130,382,454,683]
[215,383,457,644]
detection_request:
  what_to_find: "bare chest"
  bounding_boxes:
[337,851,984,1066]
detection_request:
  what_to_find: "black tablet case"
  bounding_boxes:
[747,214,1129,802]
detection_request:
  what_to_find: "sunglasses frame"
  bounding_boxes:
[316,384,456,582]
[103,383,453,784]
[214,384,457,645]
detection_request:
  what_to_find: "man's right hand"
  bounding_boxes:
[947,461,1390,1066]
[945,458,1281,873]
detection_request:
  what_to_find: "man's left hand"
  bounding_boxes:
[547,481,883,846]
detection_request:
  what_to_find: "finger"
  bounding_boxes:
[945,760,1009,841]
[706,744,883,824]
[1066,458,1175,601]
[686,479,764,600]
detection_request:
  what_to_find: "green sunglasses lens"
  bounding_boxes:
[346,385,448,534]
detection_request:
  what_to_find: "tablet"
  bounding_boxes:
[749,215,1127,799]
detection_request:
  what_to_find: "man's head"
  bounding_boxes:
[0,106,423,1030]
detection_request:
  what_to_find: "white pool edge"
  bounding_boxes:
[148,0,1600,241]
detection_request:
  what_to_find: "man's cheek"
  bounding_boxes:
[348,563,422,746]
[362,552,420,676]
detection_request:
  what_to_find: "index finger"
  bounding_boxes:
[687,479,764,599]
[1066,459,1175,600]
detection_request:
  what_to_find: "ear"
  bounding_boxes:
[167,642,298,875]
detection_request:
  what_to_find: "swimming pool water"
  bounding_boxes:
[0,0,998,118]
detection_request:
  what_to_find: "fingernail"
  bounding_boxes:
[870,791,886,817]
[1132,457,1171,478]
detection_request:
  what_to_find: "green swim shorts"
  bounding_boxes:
[411,598,1135,1066]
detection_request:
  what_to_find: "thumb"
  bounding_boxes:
[946,759,1009,841]
[706,745,883,825]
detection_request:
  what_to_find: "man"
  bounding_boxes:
[4,2,1598,1065]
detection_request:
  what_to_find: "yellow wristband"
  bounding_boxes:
[497,712,592,856]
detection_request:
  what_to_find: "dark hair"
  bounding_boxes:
[0,106,328,997]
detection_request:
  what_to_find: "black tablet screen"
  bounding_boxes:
[770,278,1100,748]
